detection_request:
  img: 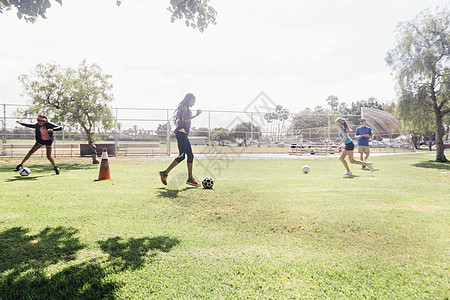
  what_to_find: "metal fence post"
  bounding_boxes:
[2,103,6,144]
[166,109,171,156]
[115,108,119,156]
[251,112,254,141]
[208,110,211,153]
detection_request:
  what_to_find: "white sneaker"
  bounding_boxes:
[367,162,374,172]
[342,171,352,176]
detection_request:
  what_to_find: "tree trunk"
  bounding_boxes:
[85,133,99,164]
[89,139,99,164]
[434,110,448,162]
[411,135,419,149]
[81,124,99,164]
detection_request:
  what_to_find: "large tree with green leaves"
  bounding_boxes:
[290,106,330,134]
[0,0,217,32]
[18,60,116,164]
[386,7,450,162]
[396,92,436,148]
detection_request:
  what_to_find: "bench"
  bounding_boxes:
[117,143,162,156]
[2,143,80,157]
[290,144,340,155]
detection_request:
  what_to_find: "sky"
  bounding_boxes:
[0,0,448,118]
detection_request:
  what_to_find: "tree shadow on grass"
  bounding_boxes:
[0,227,180,299]
[2,261,118,300]
[0,226,119,299]
[412,161,450,171]
[0,227,84,273]
[98,236,180,271]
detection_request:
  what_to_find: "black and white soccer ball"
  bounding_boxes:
[202,177,214,189]
[20,167,31,176]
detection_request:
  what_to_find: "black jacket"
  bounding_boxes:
[21,122,63,143]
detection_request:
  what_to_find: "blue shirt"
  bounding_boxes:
[355,126,372,146]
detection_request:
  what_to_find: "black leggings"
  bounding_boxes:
[175,131,194,163]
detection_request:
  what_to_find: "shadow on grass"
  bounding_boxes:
[0,226,118,299]
[98,236,180,271]
[413,161,450,171]
[0,163,96,174]
[342,175,361,179]
[1,163,97,182]
[5,175,48,182]
[156,187,195,199]
[0,226,181,299]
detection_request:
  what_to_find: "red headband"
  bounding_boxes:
[37,116,47,121]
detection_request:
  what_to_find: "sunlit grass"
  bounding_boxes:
[0,153,448,299]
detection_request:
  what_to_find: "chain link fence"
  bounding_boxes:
[0,95,414,157]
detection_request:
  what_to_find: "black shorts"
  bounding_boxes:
[344,142,355,151]
[37,140,53,147]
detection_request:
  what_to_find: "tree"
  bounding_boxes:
[264,105,290,141]
[156,123,169,140]
[396,95,435,148]
[0,0,62,22]
[290,107,329,133]
[0,0,217,32]
[386,7,450,162]
[18,60,116,164]
[231,122,261,147]
[350,97,383,116]
[326,95,339,112]
[190,127,209,137]
[168,0,217,32]
[210,127,230,146]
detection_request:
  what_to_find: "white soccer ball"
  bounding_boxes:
[20,167,31,176]
[301,165,310,174]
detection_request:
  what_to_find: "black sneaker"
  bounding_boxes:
[13,164,23,171]
[159,171,168,185]
[54,166,60,175]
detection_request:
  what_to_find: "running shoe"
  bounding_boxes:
[186,178,201,187]
[54,166,60,175]
[159,171,168,185]
[342,171,353,176]
[367,162,374,172]
[13,164,23,171]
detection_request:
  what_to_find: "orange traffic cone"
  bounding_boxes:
[94,148,112,181]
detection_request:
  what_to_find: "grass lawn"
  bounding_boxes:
[0,153,448,299]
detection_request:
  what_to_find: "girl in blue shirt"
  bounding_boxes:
[336,118,373,175]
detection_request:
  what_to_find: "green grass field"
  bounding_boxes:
[0,153,448,299]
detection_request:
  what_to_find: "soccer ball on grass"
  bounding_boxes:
[202,177,214,189]
[20,167,31,176]
[301,165,310,174]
